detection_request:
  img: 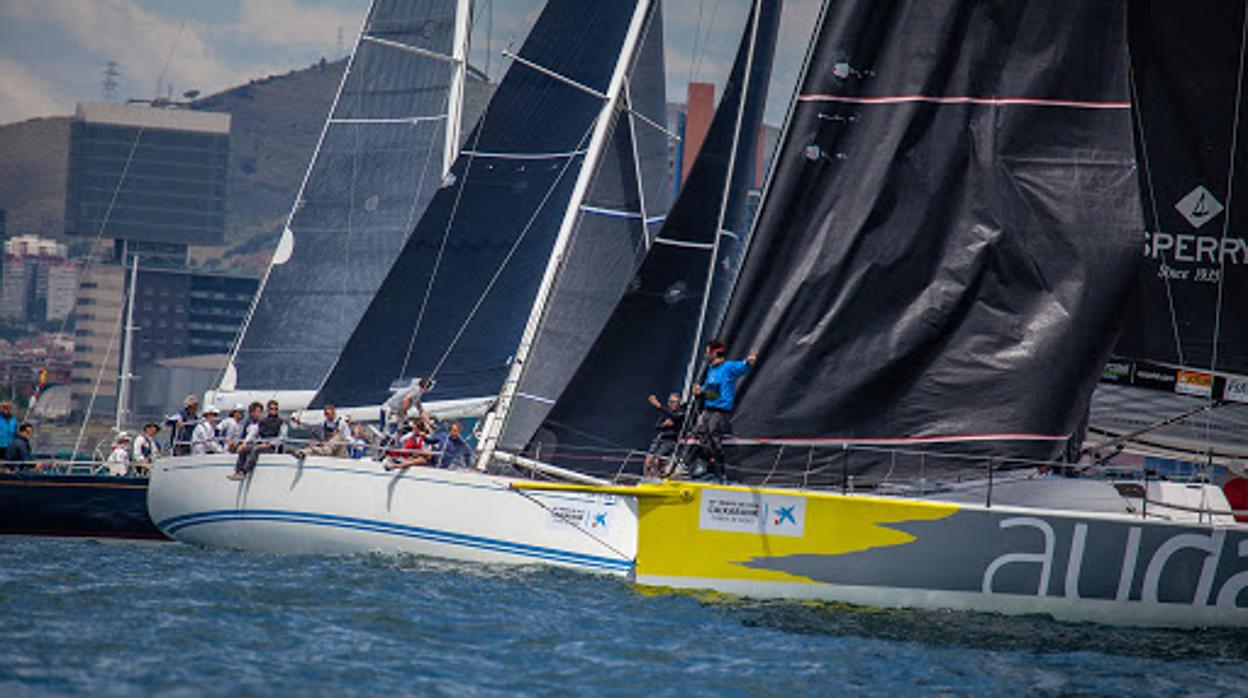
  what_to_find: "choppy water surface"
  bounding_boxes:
[1,538,1245,696]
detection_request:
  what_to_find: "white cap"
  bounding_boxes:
[116,431,131,442]
[203,405,220,415]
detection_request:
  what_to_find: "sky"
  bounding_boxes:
[0,0,821,127]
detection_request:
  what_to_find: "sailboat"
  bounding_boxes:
[148,0,670,573]
[0,257,165,540]
[508,0,1248,627]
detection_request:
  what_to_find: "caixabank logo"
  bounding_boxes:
[699,490,806,537]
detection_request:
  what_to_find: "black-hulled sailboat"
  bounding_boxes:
[512,0,1248,627]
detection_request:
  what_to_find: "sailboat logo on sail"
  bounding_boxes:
[1174,185,1224,229]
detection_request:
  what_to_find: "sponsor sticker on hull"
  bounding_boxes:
[699,489,806,537]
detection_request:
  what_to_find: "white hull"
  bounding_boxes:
[147,454,636,575]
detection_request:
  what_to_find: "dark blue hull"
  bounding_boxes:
[0,473,167,540]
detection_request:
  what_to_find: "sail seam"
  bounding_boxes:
[725,433,1070,446]
[798,94,1131,109]
[461,149,587,160]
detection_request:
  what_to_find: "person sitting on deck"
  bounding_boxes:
[0,401,18,454]
[5,422,33,469]
[218,404,245,451]
[293,404,351,459]
[435,421,476,470]
[644,392,686,479]
[106,433,131,476]
[192,406,226,455]
[690,339,757,483]
[228,401,287,481]
[384,419,434,471]
[347,424,371,459]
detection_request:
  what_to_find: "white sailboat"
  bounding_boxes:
[149,0,670,574]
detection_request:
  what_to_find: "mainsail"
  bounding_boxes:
[222,0,471,405]
[518,0,783,468]
[314,0,661,412]
[715,0,1143,474]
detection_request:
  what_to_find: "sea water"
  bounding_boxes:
[0,537,1245,696]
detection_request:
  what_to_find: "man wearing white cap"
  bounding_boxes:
[192,406,225,455]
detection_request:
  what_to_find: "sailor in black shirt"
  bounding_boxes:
[644,393,685,478]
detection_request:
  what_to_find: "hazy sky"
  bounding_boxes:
[0,0,821,127]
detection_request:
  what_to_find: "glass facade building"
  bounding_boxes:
[64,103,230,254]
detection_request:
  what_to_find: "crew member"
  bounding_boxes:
[644,392,685,479]
[691,339,757,482]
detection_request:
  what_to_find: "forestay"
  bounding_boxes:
[226,0,468,398]
[717,0,1142,474]
[313,0,650,410]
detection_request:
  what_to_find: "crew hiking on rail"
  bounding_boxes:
[690,338,757,483]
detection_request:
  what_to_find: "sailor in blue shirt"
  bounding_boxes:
[0,401,17,451]
[692,338,757,482]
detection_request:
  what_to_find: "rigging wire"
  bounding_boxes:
[1206,0,1248,458]
[1127,67,1186,369]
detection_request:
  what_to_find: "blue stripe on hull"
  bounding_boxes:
[159,509,633,573]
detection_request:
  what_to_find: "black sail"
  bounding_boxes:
[228,0,463,396]
[496,3,669,450]
[314,0,644,409]
[1112,0,1248,383]
[716,0,1143,474]
[521,0,782,470]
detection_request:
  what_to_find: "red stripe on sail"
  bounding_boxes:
[798,94,1131,109]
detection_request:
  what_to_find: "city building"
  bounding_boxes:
[70,264,257,416]
[64,102,230,268]
[681,83,715,181]
[0,235,76,324]
[70,263,126,414]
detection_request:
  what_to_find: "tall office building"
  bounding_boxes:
[681,83,715,181]
[64,102,230,267]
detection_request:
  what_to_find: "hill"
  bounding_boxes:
[0,59,496,275]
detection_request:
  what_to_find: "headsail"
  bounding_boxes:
[492,3,672,451]
[716,0,1142,474]
[222,0,470,405]
[1107,0,1248,395]
[313,0,658,412]
[518,0,783,468]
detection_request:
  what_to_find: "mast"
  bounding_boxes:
[476,0,657,468]
[444,0,472,176]
[116,255,139,434]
